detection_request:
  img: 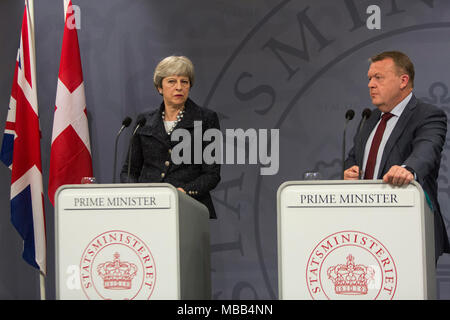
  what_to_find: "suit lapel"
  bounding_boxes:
[141,105,171,147]
[377,95,417,178]
[176,98,200,130]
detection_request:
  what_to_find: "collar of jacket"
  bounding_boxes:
[139,98,203,145]
[355,94,418,177]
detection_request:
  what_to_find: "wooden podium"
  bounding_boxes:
[55,183,211,300]
[277,180,436,300]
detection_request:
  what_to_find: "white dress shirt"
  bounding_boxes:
[362,92,412,179]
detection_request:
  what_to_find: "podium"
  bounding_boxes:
[55,183,211,300]
[277,180,436,300]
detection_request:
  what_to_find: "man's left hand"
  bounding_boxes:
[382,165,414,186]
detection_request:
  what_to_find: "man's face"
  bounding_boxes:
[367,58,409,112]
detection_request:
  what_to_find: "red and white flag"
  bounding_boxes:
[48,0,93,205]
[0,0,46,274]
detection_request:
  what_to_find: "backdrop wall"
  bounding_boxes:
[1,0,450,299]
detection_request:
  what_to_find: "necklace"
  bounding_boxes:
[162,108,184,135]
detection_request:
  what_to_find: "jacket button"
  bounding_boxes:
[165,161,170,167]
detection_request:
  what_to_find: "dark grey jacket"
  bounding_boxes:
[345,95,450,258]
[120,98,221,218]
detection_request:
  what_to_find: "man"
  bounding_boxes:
[344,51,450,260]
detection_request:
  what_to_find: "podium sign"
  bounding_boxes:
[55,183,211,300]
[277,180,436,300]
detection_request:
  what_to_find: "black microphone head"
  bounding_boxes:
[122,116,132,127]
[362,108,372,119]
[131,116,147,135]
[345,109,355,120]
[137,117,146,127]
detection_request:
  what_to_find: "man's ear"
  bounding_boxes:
[400,74,410,89]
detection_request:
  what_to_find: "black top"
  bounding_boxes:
[120,98,221,218]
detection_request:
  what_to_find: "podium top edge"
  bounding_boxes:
[55,182,178,196]
[276,179,422,197]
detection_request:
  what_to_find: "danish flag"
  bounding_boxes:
[48,0,93,205]
[0,0,46,274]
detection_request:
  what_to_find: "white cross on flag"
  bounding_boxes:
[49,0,93,205]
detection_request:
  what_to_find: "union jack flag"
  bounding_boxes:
[0,0,46,275]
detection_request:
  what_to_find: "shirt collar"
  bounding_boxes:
[383,92,412,118]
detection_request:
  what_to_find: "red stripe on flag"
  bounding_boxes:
[21,7,32,88]
[5,121,15,131]
[11,86,42,184]
[58,1,83,93]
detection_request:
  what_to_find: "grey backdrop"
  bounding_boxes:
[1,0,450,299]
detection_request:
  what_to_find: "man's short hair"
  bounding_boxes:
[370,51,415,88]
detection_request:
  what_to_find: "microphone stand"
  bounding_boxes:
[342,109,355,179]
[127,118,146,182]
[357,109,371,180]
[113,117,132,183]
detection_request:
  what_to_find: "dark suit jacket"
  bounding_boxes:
[345,95,450,258]
[120,98,221,218]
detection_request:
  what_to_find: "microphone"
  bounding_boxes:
[126,117,147,182]
[113,117,132,183]
[342,109,355,179]
[357,108,372,179]
[345,109,355,121]
[358,108,372,135]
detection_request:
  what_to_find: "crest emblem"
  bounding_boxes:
[80,230,156,300]
[306,231,397,300]
[97,252,138,290]
[327,254,375,295]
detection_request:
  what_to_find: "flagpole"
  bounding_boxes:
[40,273,46,300]
[64,0,69,18]
[26,0,46,301]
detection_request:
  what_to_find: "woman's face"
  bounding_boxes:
[158,75,190,109]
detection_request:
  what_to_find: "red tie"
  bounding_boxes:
[364,112,394,179]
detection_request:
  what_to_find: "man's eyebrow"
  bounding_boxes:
[368,72,381,78]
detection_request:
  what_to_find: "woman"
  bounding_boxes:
[121,56,221,218]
